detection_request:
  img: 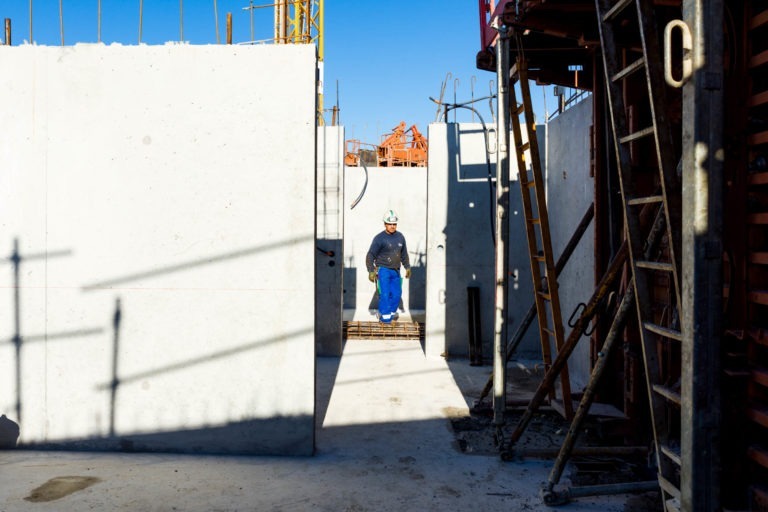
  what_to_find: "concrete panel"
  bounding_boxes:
[0,44,316,455]
[343,166,427,320]
[545,96,595,391]
[316,126,344,356]
[425,123,540,360]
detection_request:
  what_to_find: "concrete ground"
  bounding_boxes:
[0,338,647,511]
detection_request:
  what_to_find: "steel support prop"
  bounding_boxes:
[492,23,512,430]
[681,0,723,509]
[543,282,636,493]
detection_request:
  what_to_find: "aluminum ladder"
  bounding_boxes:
[595,1,684,510]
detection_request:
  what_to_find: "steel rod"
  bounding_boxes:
[505,445,647,460]
[542,480,659,505]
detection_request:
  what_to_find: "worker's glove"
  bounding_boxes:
[405,268,411,279]
[368,271,376,283]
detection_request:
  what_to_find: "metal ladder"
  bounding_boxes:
[595,1,683,509]
[508,50,573,419]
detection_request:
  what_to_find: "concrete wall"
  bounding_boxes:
[0,44,317,455]
[425,123,540,360]
[545,96,595,391]
[343,166,427,320]
[316,126,344,356]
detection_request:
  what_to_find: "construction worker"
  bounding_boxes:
[366,210,411,324]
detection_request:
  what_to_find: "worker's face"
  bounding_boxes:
[385,222,397,234]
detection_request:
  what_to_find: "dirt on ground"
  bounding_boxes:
[447,362,662,512]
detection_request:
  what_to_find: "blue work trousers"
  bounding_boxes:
[377,267,402,323]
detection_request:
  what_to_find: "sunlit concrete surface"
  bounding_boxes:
[0,43,316,454]
[0,340,636,511]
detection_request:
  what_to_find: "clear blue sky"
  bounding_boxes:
[0,1,552,145]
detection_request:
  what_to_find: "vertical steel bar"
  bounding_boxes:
[681,0,723,509]
[493,24,511,429]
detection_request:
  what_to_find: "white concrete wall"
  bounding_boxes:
[343,166,427,320]
[545,96,595,391]
[425,122,540,360]
[316,126,344,356]
[0,43,317,455]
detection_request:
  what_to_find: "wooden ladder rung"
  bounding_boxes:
[753,367,768,387]
[619,126,655,144]
[612,57,645,82]
[749,252,768,265]
[750,49,768,69]
[542,327,555,337]
[751,9,768,30]
[652,384,682,405]
[664,497,682,512]
[747,406,768,428]
[514,103,525,115]
[749,290,768,305]
[749,172,768,186]
[518,142,531,152]
[658,475,682,499]
[748,213,768,224]
[601,0,633,22]
[537,291,552,301]
[643,322,682,341]
[636,260,674,271]
[747,445,768,469]
[748,131,768,145]
[525,180,537,188]
[660,444,682,466]
[628,195,663,206]
[723,368,751,378]
[528,218,541,224]
[749,90,768,108]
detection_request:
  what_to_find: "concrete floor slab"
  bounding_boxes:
[0,340,644,511]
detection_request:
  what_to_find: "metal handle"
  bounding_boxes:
[664,19,692,88]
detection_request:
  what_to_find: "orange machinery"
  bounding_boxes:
[345,121,428,167]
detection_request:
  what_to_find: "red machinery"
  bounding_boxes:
[345,121,428,167]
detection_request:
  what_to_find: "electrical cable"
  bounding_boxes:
[350,161,369,210]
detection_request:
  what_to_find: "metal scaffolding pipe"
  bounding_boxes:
[492,22,512,430]
[542,480,659,506]
[504,445,647,460]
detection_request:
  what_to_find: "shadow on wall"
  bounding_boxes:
[343,267,357,309]
[1,235,316,456]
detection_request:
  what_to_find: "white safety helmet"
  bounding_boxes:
[382,209,399,224]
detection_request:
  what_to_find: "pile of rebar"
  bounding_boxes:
[343,321,424,341]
